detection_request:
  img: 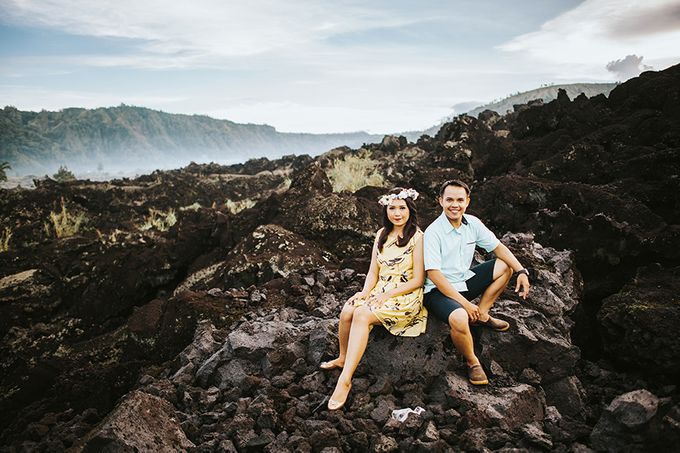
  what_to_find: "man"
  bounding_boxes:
[424,179,530,385]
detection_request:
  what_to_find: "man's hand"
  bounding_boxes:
[515,274,530,299]
[464,301,480,322]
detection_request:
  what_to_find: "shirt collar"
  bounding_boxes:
[438,211,468,233]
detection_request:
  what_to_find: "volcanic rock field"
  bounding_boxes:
[1,64,679,452]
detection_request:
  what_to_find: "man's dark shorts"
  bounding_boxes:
[424,259,496,322]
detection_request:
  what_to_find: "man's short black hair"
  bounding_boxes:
[439,179,471,197]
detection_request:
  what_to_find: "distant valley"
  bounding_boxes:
[1,82,617,176]
[0,105,381,176]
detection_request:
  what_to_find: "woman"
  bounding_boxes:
[321,187,427,410]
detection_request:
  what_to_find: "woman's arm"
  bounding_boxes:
[368,233,424,303]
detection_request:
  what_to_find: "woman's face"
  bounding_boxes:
[387,199,410,227]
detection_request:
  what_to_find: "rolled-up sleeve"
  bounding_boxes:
[423,229,442,271]
[475,219,500,252]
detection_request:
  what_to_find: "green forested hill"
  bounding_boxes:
[464,82,618,117]
[410,83,618,139]
[0,105,379,175]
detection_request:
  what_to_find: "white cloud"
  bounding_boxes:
[0,0,430,67]
[498,0,680,77]
[4,1,677,133]
[605,54,653,80]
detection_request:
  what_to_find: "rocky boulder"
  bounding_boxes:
[175,224,335,291]
[124,235,590,451]
[598,265,680,380]
[590,389,680,452]
[75,390,195,452]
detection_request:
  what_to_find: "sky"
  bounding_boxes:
[1,0,679,134]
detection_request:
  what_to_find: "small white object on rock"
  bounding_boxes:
[391,406,425,422]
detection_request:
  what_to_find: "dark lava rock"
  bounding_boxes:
[3,63,680,452]
[444,372,546,431]
[589,389,676,452]
[598,265,680,380]
[75,390,194,451]
[176,223,335,291]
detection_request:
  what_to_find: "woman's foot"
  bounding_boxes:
[320,358,345,370]
[328,379,352,410]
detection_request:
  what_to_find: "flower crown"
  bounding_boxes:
[378,188,419,206]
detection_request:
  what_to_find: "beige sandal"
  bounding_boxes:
[319,359,344,370]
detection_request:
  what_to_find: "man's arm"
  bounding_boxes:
[427,269,481,321]
[492,243,530,299]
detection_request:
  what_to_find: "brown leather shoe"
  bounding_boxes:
[468,364,489,385]
[472,316,510,332]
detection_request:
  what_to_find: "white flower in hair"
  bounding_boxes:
[378,188,420,206]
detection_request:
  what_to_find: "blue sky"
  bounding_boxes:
[1,0,679,133]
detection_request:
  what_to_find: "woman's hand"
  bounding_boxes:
[367,292,389,308]
[347,290,369,304]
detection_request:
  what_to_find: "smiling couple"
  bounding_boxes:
[320,179,531,411]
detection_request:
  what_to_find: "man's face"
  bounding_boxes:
[439,185,470,224]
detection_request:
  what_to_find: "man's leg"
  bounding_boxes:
[477,258,512,320]
[448,307,488,385]
[448,308,478,366]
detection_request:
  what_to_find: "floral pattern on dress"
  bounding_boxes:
[349,230,427,337]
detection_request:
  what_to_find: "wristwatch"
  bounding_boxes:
[515,268,529,277]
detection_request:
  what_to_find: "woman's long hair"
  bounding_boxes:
[377,187,419,251]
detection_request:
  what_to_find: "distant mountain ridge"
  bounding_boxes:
[0,105,381,175]
[413,83,618,138]
[1,82,618,175]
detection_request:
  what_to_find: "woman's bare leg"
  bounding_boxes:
[322,303,355,368]
[328,306,380,408]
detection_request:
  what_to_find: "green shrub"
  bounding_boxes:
[0,227,12,252]
[139,208,177,232]
[326,152,385,192]
[96,228,125,245]
[278,176,292,191]
[180,202,202,212]
[225,198,256,214]
[44,198,87,238]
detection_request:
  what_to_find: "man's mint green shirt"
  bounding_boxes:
[423,212,500,293]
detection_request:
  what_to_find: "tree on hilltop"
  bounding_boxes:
[0,162,10,182]
[53,165,76,182]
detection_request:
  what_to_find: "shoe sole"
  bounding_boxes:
[469,378,489,385]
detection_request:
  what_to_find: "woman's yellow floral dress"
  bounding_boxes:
[349,229,427,336]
